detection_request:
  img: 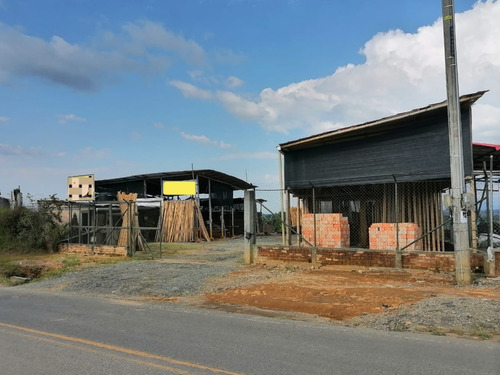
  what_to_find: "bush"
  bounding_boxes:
[0,195,68,253]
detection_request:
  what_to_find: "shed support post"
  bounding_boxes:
[394,177,402,269]
[312,186,317,263]
[297,197,302,245]
[285,189,291,246]
[208,179,213,239]
[278,148,285,245]
[469,176,478,251]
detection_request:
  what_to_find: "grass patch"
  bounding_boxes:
[0,253,133,283]
[423,325,495,340]
[470,325,494,340]
[131,241,210,260]
[428,326,446,336]
[62,256,80,268]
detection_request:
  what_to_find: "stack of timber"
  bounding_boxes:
[290,206,303,227]
[157,200,210,242]
[117,192,146,252]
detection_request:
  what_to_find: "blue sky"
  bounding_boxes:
[1,0,499,200]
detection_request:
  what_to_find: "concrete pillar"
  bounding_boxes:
[244,189,256,264]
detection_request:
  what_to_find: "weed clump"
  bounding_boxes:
[0,195,67,253]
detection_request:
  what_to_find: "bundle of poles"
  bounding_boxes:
[156,200,211,243]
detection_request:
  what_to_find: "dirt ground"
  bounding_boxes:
[202,263,500,321]
[4,241,500,339]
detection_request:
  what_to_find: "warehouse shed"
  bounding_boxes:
[278,91,494,252]
[63,170,254,255]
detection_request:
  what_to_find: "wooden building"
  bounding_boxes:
[279,91,495,251]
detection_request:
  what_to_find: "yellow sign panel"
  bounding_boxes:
[67,175,95,201]
[163,181,196,196]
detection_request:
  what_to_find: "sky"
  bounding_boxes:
[0,0,499,201]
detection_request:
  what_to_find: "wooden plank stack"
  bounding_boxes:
[117,192,138,247]
[157,200,210,243]
[290,206,302,227]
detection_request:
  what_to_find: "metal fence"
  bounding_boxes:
[61,199,214,255]
[474,170,500,249]
[255,178,499,252]
[61,200,161,255]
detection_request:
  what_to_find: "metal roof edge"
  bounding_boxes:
[95,169,255,190]
[280,90,488,151]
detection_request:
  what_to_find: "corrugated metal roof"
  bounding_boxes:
[472,143,500,171]
[96,169,255,191]
[279,90,487,151]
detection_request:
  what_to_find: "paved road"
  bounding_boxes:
[0,288,498,375]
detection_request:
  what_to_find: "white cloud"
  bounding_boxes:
[170,0,500,143]
[153,122,165,129]
[225,76,244,88]
[188,70,219,85]
[180,132,232,149]
[0,20,206,91]
[121,20,206,67]
[57,113,86,124]
[0,116,9,122]
[214,151,276,161]
[215,90,267,121]
[170,80,213,99]
[472,103,500,141]
[0,143,42,157]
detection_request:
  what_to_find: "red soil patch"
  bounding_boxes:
[205,266,500,320]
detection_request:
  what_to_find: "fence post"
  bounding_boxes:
[312,185,317,263]
[127,201,132,256]
[285,189,291,246]
[297,196,301,245]
[393,176,402,269]
[278,147,286,246]
[92,201,96,255]
[244,189,256,264]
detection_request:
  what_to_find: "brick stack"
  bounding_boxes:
[369,223,422,250]
[302,213,350,248]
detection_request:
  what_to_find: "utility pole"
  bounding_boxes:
[244,189,256,264]
[442,0,471,285]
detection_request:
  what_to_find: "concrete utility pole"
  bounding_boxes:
[442,0,471,285]
[244,189,256,264]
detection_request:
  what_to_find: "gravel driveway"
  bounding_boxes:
[20,237,251,298]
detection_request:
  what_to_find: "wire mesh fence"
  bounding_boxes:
[9,172,497,256]
[474,170,500,249]
[62,201,154,253]
[61,198,213,256]
[254,179,496,252]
